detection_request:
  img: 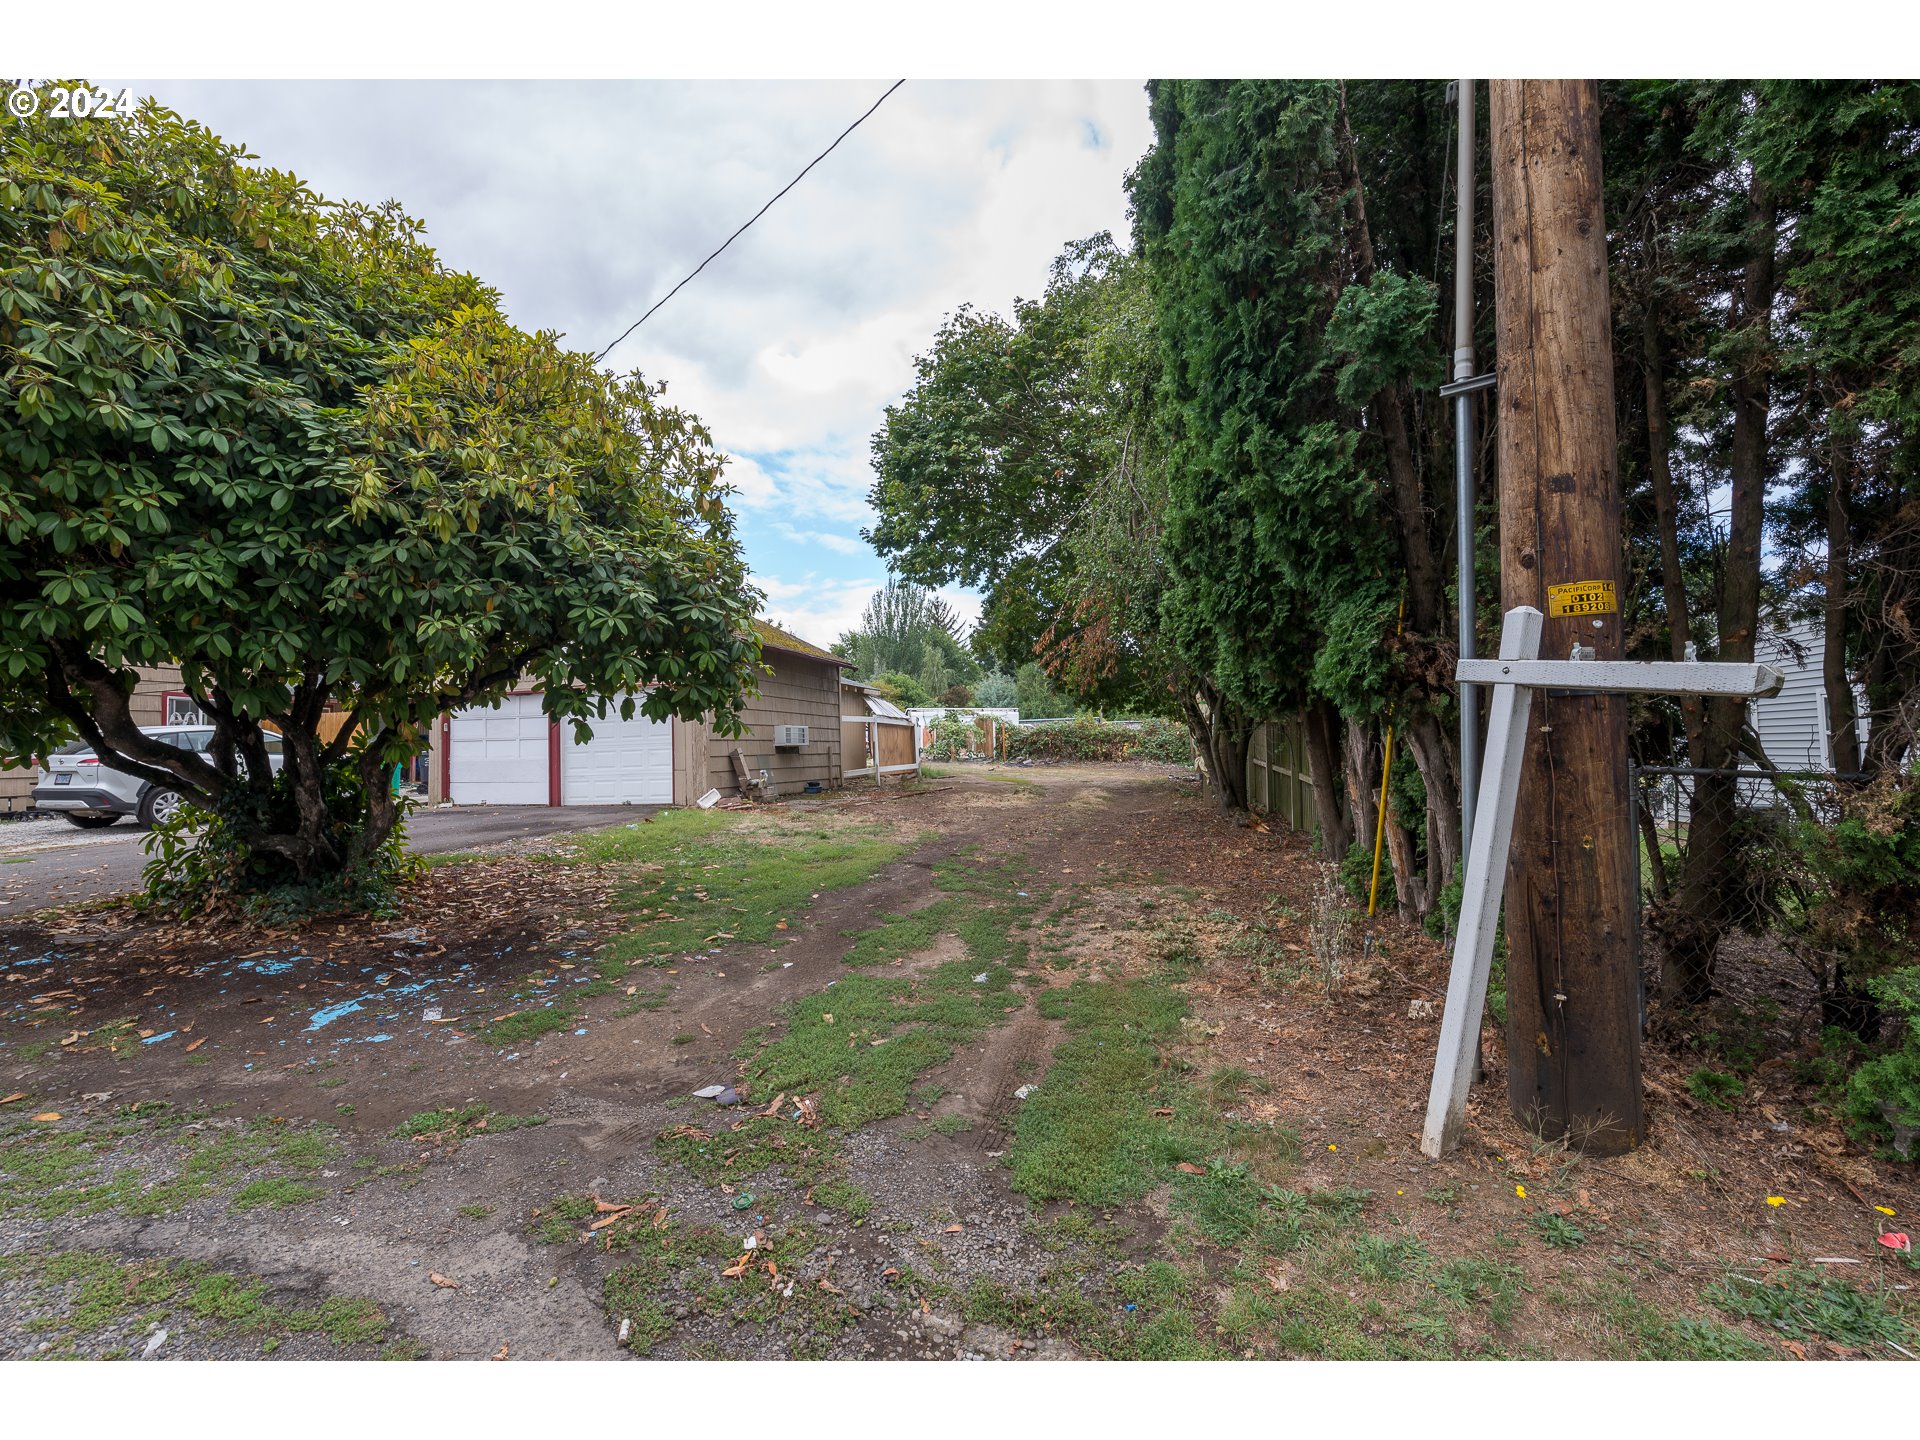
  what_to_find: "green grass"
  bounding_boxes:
[919,765,1036,787]
[1686,1067,1746,1111]
[905,1114,973,1141]
[742,960,1023,1129]
[1529,1210,1589,1249]
[11,1250,392,1353]
[1707,1265,1915,1350]
[479,1004,579,1047]
[0,1116,338,1221]
[391,1106,546,1145]
[841,851,1043,970]
[540,1195,852,1355]
[568,809,914,964]
[1008,975,1220,1206]
[1431,1256,1524,1327]
[1594,1279,1770,1360]
[530,1193,597,1244]
[731,852,1045,1130]
[231,1177,325,1210]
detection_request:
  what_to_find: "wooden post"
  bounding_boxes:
[1421,606,1543,1158]
[1421,624,1779,1158]
[1489,80,1642,1152]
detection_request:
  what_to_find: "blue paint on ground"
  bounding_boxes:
[235,956,298,977]
[305,977,435,1032]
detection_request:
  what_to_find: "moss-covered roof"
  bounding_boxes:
[754,618,852,668]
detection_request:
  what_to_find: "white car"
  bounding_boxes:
[32,725,284,829]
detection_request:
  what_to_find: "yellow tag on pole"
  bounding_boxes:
[1546,580,1617,617]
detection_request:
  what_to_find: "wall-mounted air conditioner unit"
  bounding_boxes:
[773,724,809,749]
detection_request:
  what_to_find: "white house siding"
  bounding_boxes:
[1752,620,1869,773]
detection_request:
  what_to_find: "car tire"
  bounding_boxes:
[139,786,183,828]
[63,813,122,829]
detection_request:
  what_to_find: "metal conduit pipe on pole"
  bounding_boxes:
[1451,77,1482,854]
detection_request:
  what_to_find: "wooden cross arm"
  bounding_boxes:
[1456,657,1784,699]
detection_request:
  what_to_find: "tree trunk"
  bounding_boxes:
[1660,170,1777,1006]
[1303,699,1352,858]
[1344,718,1375,864]
[1383,802,1425,922]
[1182,682,1250,812]
[1402,709,1464,904]
[1335,85,1461,864]
[1823,433,1861,775]
[1642,297,1703,752]
[1490,79,1643,1153]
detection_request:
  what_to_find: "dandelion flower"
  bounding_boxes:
[1766,1196,1786,1207]
[1328,1143,1337,1151]
[1515,1184,1527,1199]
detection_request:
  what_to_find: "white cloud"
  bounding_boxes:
[120,79,1153,633]
[752,572,884,652]
[772,523,864,556]
[751,575,985,658]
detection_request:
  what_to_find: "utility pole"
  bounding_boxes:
[1450,78,1483,854]
[1488,80,1642,1153]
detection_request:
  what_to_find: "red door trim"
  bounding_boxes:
[548,719,562,807]
[670,714,681,806]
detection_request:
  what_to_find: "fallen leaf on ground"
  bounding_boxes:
[32,1112,60,1122]
[0,1093,25,1106]
[592,1198,631,1214]
[1152,1107,1173,1117]
[943,1223,964,1233]
[721,1255,752,1278]
[184,1037,206,1053]
[491,1344,508,1361]
[818,1277,845,1296]
[651,1208,669,1230]
[1176,1162,1207,1176]
[429,1273,460,1289]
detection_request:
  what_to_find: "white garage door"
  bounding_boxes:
[447,694,549,805]
[562,698,672,805]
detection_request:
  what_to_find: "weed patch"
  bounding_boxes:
[573,810,913,964]
[18,1250,392,1353]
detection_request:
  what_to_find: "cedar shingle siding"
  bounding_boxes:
[707,647,844,797]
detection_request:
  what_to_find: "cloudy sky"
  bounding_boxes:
[125,79,1156,650]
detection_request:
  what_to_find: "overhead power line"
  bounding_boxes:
[594,79,906,364]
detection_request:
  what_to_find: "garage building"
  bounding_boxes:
[425,620,851,808]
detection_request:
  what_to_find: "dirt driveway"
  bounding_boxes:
[0,765,1913,1361]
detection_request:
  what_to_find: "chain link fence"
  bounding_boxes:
[1632,764,1870,1009]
